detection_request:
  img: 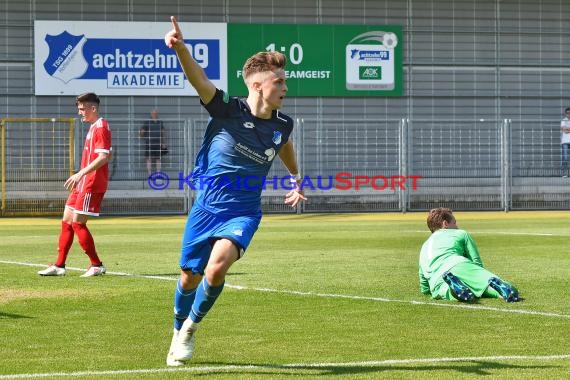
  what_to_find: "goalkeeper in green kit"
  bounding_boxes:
[419,208,520,303]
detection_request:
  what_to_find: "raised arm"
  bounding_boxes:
[165,16,216,104]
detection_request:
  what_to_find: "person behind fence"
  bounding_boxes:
[163,16,307,367]
[418,207,520,303]
[139,108,167,176]
[38,92,111,278]
[560,107,570,177]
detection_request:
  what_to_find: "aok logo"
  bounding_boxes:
[359,66,381,80]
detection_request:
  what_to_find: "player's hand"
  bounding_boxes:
[284,187,307,208]
[165,16,184,49]
[64,172,83,191]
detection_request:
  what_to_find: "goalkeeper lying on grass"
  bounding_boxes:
[419,207,520,303]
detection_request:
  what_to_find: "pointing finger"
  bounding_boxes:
[171,16,181,34]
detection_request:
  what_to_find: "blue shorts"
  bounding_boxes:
[179,206,261,274]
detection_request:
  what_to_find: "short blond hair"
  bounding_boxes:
[242,51,286,81]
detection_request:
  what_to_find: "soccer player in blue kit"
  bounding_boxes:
[164,16,307,366]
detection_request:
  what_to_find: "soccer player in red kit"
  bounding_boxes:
[38,92,112,277]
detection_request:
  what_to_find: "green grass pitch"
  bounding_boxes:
[1,211,570,379]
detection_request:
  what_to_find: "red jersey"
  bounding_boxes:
[77,118,112,193]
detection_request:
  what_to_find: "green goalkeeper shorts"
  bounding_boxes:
[437,261,500,300]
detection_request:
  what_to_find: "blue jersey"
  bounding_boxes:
[191,89,294,216]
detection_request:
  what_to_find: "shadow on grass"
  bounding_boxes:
[190,360,558,377]
[0,311,32,319]
[136,272,248,277]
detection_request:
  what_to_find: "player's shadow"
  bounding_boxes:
[137,272,248,277]
[0,312,32,319]
[194,360,557,377]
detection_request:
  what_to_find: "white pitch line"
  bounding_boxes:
[1,355,570,379]
[231,285,570,319]
[2,260,570,319]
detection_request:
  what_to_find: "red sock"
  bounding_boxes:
[71,222,102,266]
[55,222,75,267]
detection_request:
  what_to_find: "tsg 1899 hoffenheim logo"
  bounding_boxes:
[43,31,88,83]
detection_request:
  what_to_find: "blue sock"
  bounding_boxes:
[189,278,224,324]
[173,279,197,331]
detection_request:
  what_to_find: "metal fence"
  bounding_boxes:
[74,118,191,215]
[0,118,75,216]
[1,117,568,216]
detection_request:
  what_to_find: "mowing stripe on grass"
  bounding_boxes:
[1,354,570,379]
[2,260,570,320]
[412,230,560,236]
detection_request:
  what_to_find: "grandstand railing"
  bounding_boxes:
[1,117,568,216]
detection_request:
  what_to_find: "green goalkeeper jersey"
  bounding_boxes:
[418,228,483,295]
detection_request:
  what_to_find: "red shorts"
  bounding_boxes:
[65,191,106,216]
